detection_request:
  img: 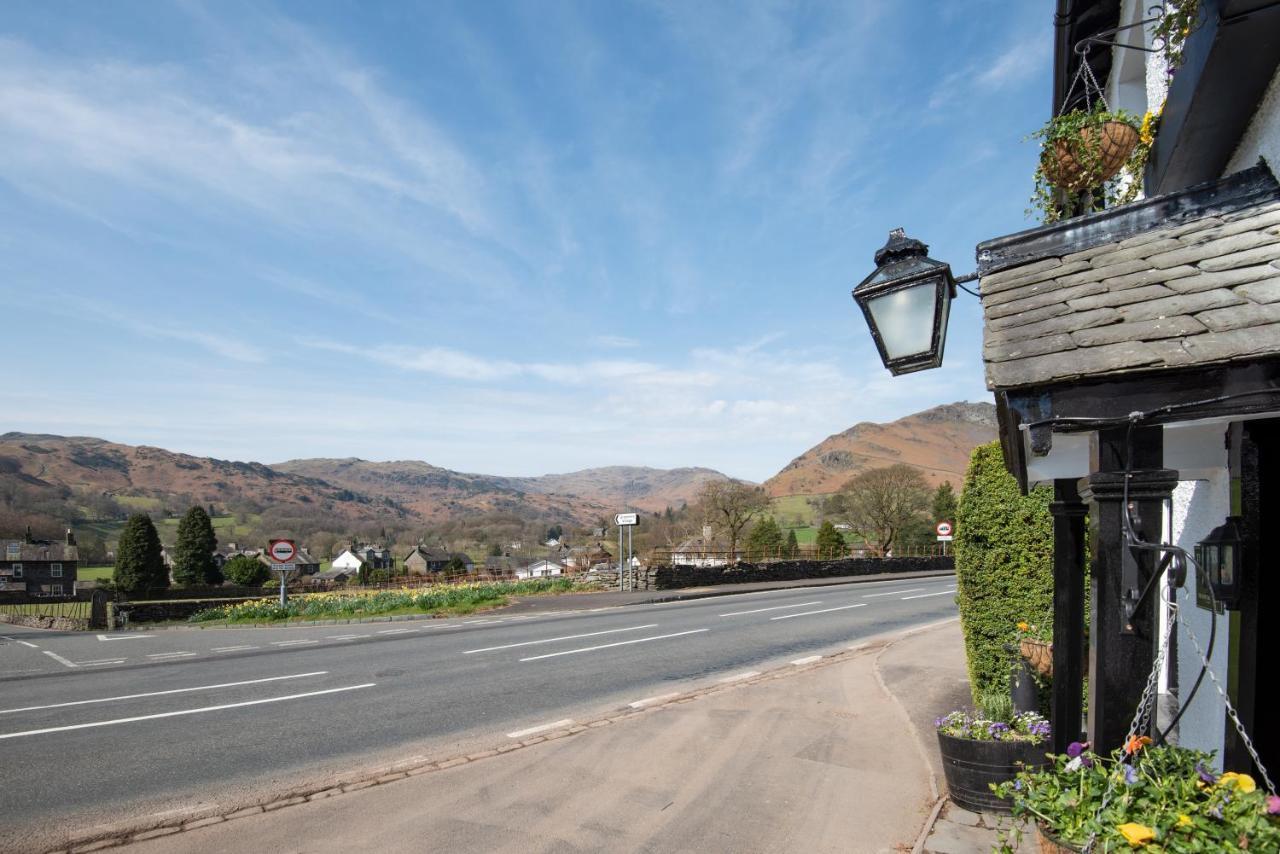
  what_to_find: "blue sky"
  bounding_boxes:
[0,1,1050,481]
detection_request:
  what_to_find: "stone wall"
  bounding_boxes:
[0,613,87,631]
[652,556,953,590]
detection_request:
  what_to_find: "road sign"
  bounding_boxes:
[269,563,296,572]
[936,521,953,542]
[614,513,639,527]
[268,539,297,563]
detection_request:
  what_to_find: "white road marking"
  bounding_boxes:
[0,683,375,740]
[146,652,196,659]
[1,636,39,649]
[42,650,78,668]
[862,588,924,598]
[463,624,660,655]
[211,645,258,653]
[506,718,575,739]
[97,634,154,641]
[718,671,760,683]
[901,590,957,600]
[0,672,330,715]
[72,658,127,667]
[770,604,867,621]
[520,629,709,662]
[719,600,822,617]
[791,655,823,666]
[628,692,681,709]
[273,639,318,646]
[463,619,504,625]
[377,629,414,635]
[326,634,368,640]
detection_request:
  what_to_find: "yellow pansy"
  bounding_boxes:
[1017,621,1030,632]
[1216,772,1257,793]
[1118,823,1155,846]
[1176,814,1192,828]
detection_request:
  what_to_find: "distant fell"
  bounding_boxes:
[762,401,997,496]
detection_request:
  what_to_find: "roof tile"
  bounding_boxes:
[1164,263,1279,293]
[1070,315,1205,347]
[1195,302,1280,332]
[1117,289,1244,322]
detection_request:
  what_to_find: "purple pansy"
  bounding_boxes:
[1123,764,1139,786]
[1067,741,1085,758]
[1196,762,1217,785]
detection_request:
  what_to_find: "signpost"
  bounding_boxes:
[615,513,638,591]
[268,539,296,607]
[936,521,953,556]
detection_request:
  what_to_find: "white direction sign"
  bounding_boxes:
[614,513,639,527]
[268,539,297,564]
[936,521,953,542]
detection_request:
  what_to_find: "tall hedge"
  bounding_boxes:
[954,442,1054,702]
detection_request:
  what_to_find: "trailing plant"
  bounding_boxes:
[1153,0,1200,71]
[1029,105,1144,223]
[995,741,1280,852]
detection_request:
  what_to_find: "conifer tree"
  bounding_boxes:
[113,514,168,595]
[815,520,846,560]
[172,506,220,586]
[784,529,800,559]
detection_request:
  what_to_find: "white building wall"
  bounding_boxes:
[1226,64,1280,174]
[331,551,364,571]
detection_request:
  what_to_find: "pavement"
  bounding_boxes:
[0,572,1009,854]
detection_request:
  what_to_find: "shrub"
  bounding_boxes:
[954,442,1054,703]
[223,554,269,586]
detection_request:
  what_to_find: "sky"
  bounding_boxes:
[0,1,1052,481]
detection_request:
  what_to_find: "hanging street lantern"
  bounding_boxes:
[1194,516,1244,611]
[853,228,958,376]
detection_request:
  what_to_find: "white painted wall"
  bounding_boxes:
[1227,64,1280,174]
[331,550,365,571]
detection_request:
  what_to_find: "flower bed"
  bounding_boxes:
[188,578,576,623]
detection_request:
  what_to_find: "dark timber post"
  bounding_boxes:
[1049,479,1087,754]
[1078,426,1177,754]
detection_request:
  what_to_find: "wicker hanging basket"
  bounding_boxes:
[1019,638,1054,679]
[1041,120,1139,192]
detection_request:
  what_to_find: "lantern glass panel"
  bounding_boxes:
[866,281,937,361]
[1218,543,1234,587]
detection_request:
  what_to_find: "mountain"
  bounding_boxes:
[515,466,732,513]
[762,401,997,496]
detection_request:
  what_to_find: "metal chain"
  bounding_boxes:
[1179,617,1277,795]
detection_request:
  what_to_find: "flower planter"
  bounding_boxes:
[1041,120,1139,192]
[1036,824,1083,853]
[937,732,1049,813]
[1019,638,1053,679]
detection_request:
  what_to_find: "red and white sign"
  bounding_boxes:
[268,539,297,563]
[935,522,953,541]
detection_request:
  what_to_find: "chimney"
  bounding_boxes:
[65,528,76,547]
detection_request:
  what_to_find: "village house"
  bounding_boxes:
[403,545,450,574]
[332,544,394,574]
[0,531,79,595]
[516,559,565,579]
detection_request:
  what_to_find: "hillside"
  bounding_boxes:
[762,401,997,496]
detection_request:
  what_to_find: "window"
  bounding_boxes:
[51,563,63,577]
[12,564,21,578]
[50,584,63,595]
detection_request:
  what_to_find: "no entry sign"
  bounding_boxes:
[936,521,953,542]
[268,539,297,564]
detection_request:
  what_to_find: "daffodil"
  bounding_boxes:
[1117,823,1155,846]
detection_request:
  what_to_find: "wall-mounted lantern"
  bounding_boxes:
[852,228,958,376]
[1195,516,1243,611]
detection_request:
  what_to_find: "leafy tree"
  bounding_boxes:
[171,506,220,586]
[784,529,800,559]
[488,543,503,557]
[746,516,784,560]
[814,521,846,559]
[835,464,930,555]
[931,481,958,528]
[113,514,167,595]
[697,481,769,561]
[223,554,269,586]
[546,524,563,542]
[445,555,468,575]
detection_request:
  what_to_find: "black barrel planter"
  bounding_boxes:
[936,732,1049,813]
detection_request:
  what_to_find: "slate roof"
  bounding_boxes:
[980,170,1280,390]
[2,541,78,562]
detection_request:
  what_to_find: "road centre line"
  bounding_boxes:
[862,588,924,598]
[0,683,375,741]
[718,671,760,683]
[1,636,39,649]
[463,619,504,625]
[378,629,414,635]
[520,629,709,662]
[463,624,660,654]
[628,693,682,709]
[791,655,823,666]
[146,652,196,659]
[327,635,368,640]
[42,651,78,668]
[901,590,957,600]
[273,639,318,646]
[0,672,329,715]
[211,645,258,652]
[71,658,128,667]
[719,600,822,617]
[506,718,575,739]
[770,604,867,621]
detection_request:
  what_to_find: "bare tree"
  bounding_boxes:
[696,481,769,561]
[834,464,929,555]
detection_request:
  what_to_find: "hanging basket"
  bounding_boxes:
[1036,824,1084,854]
[1019,638,1053,679]
[1041,120,1139,192]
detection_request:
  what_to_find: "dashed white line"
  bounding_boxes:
[273,639,318,646]
[791,655,823,666]
[519,629,709,662]
[326,634,369,641]
[146,652,196,659]
[506,718,575,739]
[862,588,924,598]
[0,672,329,715]
[1,636,39,649]
[463,619,505,625]
[463,624,660,655]
[377,629,415,635]
[42,651,78,668]
[0,683,376,740]
[770,604,867,621]
[719,600,822,617]
[628,692,682,709]
[718,671,760,683]
[901,590,957,600]
[211,645,258,653]
[72,658,127,667]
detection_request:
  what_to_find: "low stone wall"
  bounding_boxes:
[112,597,263,626]
[0,613,87,631]
[652,556,953,590]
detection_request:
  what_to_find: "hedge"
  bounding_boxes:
[954,442,1054,702]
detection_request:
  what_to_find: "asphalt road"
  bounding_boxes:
[0,576,957,852]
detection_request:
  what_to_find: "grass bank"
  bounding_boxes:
[188,577,577,624]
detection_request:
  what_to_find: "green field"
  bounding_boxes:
[75,514,260,550]
[78,565,114,582]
